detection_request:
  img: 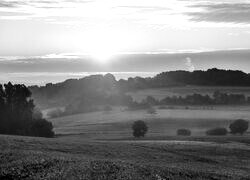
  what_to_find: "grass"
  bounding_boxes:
[3,86,250,179]
[50,106,250,138]
[0,134,250,179]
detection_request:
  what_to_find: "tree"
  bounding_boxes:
[32,107,43,120]
[0,82,54,137]
[177,129,191,136]
[30,119,55,137]
[229,119,249,135]
[132,120,148,138]
[206,127,228,136]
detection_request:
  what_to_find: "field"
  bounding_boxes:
[1,135,250,179]
[2,86,250,179]
[50,106,250,138]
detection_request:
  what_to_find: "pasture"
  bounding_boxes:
[50,105,250,139]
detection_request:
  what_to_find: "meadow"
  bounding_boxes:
[50,105,250,138]
[1,134,250,179]
[1,86,250,179]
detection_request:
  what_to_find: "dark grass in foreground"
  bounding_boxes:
[1,135,250,179]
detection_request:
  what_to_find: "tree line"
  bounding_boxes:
[132,119,249,138]
[48,90,250,118]
[129,91,250,108]
[30,68,250,109]
[0,82,54,137]
[118,68,250,91]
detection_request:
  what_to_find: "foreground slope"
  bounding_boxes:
[1,135,250,179]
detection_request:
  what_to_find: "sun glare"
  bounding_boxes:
[76,27,125,63]
[74,25,136,64]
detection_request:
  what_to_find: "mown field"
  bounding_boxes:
[1,134,250,179]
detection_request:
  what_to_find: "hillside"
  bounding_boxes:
[29,68,250,109]
[1,135,250,179]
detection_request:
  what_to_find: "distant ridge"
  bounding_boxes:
[28,68,250,108]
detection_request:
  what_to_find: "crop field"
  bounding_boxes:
[128,86,250,102]
[1,134,250,179]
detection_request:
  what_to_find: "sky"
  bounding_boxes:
[1,0,250,85]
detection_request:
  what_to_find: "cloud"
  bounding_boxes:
[116,5,170,13]
[0,1,24,8]
[185,57,195,72]
[188,2,250,24]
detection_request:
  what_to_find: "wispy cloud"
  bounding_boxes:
[1,0,250,27]
[188,2,250,24]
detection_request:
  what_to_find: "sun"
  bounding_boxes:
[87,41,118,63]
[75,25,133,64]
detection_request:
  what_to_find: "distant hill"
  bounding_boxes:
[29,68,250,109]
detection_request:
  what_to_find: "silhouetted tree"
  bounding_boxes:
[177,129,191,136]
[0,82,54,137]
[132,120,148,138]
[206,128,228,136]
[229,119,249,135]
[30,119,54,137]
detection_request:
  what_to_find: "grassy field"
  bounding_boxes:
[2,105,250,179]
[50,106,250,138]
[3,86,250,179]
[1,134,250,179]
[127,86,250,102]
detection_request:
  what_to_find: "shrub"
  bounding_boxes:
[177,129,191,136]
[229,119,249,135]
[206,127,228,136]
[30,119,55,138]
[132,120,148,138]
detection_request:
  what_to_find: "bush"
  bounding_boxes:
[229,119,249,135]
[132,120,148,138]
[177,129,191,136]
[206,127,228,136]
[30,119,55,138]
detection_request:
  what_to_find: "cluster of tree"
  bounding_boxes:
[132,119,249,138]
[47,93,133,118]
[29,68,250,109]
[135,91,250,107]
[0,82,54,137]
[119,68,250,90]
[205,120,249,136]
[30,73,119,109]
